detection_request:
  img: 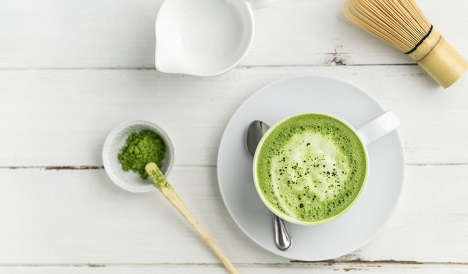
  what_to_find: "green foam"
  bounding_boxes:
[256,114,367,222]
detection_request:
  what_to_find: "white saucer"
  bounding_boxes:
[217,75,405,261]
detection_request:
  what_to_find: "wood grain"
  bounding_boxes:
[0,0,467,68]
[0,263,468,273]
[1,0,467,272]
[0,67,467,167]
[0,165,467,264]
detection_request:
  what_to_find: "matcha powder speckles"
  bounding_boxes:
[118,130,167,179]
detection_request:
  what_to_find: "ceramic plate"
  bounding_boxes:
[217,75,405,260]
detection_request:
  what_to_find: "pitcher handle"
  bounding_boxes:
[357,110,400,146]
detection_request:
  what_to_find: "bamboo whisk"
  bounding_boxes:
[344,0,468,88]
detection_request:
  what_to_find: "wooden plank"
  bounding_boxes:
[0,0,467,68]
[0,263,468,274]
[0,165,467,264]
[0,67,467,167]
[0,167,283,265]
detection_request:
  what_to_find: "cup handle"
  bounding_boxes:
[244,0,274,9]
[357,110,400,146]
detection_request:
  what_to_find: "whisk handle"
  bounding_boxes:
[413,34,468,88]
[406,29,468,88]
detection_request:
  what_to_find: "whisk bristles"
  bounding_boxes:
[344,0,431,53]
[344,0,468,88]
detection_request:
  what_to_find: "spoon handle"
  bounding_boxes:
[274,214,292,251]
[146,163,238,274]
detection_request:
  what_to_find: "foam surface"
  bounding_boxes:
[256,114,367,222]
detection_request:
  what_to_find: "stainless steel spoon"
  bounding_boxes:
[246,120,292,251]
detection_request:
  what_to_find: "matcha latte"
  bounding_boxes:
[253,113,368,225]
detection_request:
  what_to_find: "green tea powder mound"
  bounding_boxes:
[118,130,167,179]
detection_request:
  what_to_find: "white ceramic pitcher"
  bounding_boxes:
[155,0,274,76]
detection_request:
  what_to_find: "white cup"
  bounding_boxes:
[155,0,274,76]
[253,110,400,225]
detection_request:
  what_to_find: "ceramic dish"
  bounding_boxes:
[102,120,175,193]
[155,0,273,76]
[217,75,405,260]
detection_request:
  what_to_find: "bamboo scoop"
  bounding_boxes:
[145,163,238,274]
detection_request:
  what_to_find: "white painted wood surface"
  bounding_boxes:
[1,0,467,68]
[1,0,468,273]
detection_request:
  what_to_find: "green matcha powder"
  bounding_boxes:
[118,130,167,179]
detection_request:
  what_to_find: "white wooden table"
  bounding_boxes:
[1,0,468,273]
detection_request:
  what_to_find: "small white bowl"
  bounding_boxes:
[102,120,175,193]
